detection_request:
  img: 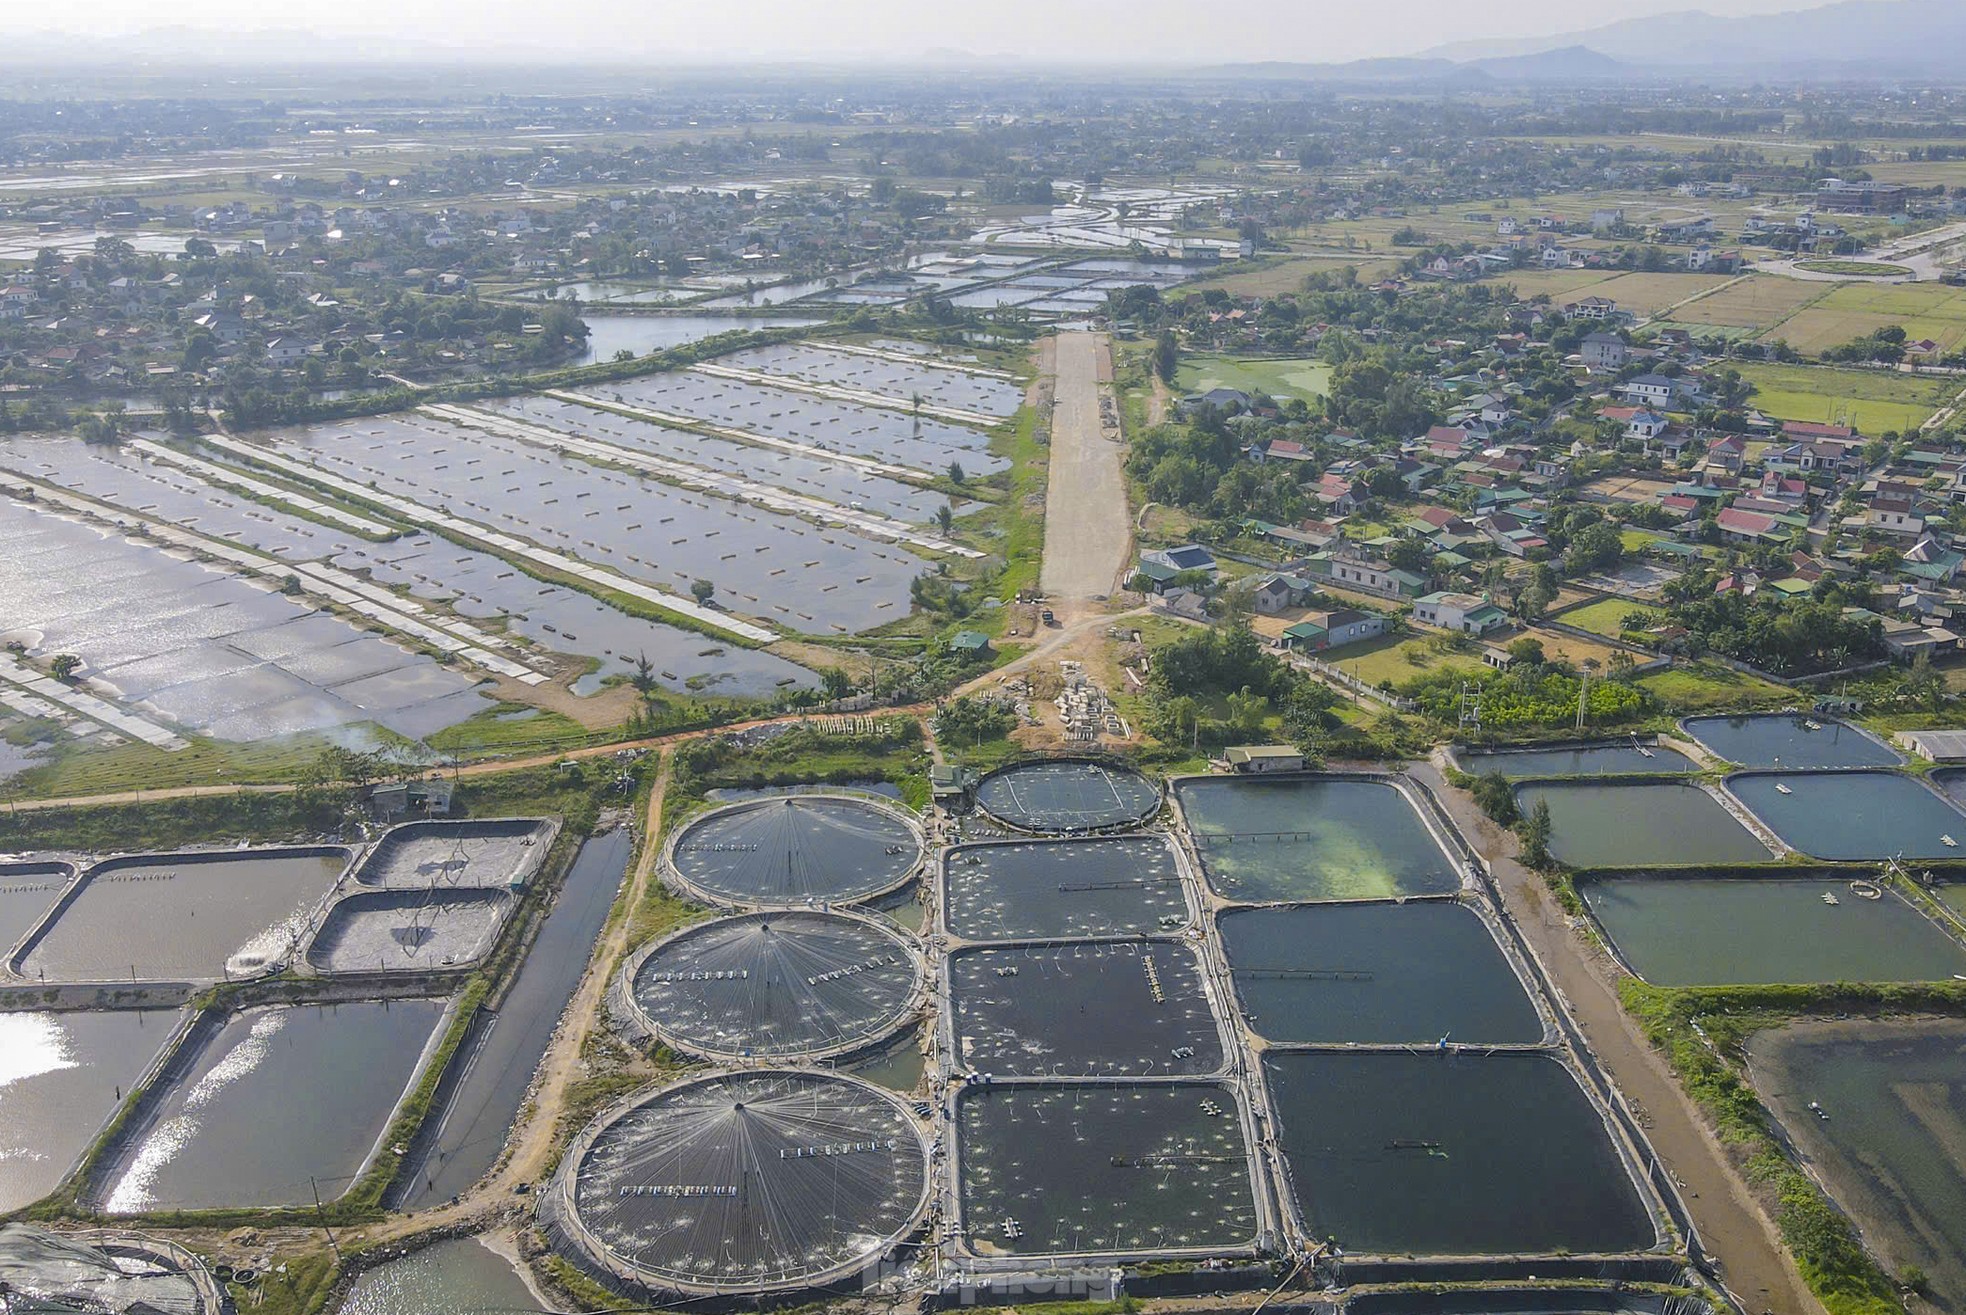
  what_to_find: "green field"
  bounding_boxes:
[1636,662,1792,712]
[1765,280,1966,356]
[1326,633,1486,687]
[1668,274,1829,332]
[1559,596,1663,639]
[1735,361,1953,433]
[1794,260,1912,278]
[1176,354,1333,403]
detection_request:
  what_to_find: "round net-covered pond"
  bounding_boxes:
[668,796,921,907]
[948,940,1223,1077]
[1582,873,1966,986]
[1218,902,1543,1045]
[620,910,922,1061]
[1454,741,1696,778]
[1512,782,1771,869]
[555,1070,930,1292]
[1263,1051,1655,1256]
[1175,777,1460,903]
[957,1082,1258,1257]
[942,836,1188,941]
[1683,713,1900,770]
[974,760,1161,833]
[1727,770,1966,860]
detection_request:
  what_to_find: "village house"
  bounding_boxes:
[1412,591,1510,636]
[1277,606,1389,653]
[1309,546,1427,600]
[1580,333,1628,370]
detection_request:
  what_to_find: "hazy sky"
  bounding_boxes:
[3,0,1847,62]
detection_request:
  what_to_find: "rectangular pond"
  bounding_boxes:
[1175,777,1460,903]
[18,848,352,983]
[0,1008,179,1213]
[1218,902,1543,1046]
[1728,770,1966,861]
[0,862,70,957]
[1454,741,1695,778]
[1263,1051,1655,1256]
[949,940,1223,1078]
[720,342,1024,417]
[335,1235,547,1315]
[573,313,820,364]
[1582,873,1966,985]
[942,836,1188,941]
[1513,781,1772,869]
[957,1082,1258,1256]
[1682,714,1900,769]
[1749,1019,1966,1313]
[98,997,448,1211]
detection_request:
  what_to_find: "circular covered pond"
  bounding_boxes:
[552,1070,931,1293]
[974,760,1161,834]
[667,795,922,907]
[619,910,923,1061]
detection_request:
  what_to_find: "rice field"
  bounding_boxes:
[1764,281,1966,356]
[1735,362,1955,433]
[1667,275,1830,331]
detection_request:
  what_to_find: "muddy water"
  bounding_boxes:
[337,1236,551,1314]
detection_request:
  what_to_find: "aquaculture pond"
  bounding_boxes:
[573,313,819,364]
[669,795,920,906]
[0,1009,178,1213]
[1454,741,1695,778]
[957,1082,1258,1257]
[1581,874,1966,986]
[948,940,1222,1077]
[1263,1051,1654,1256]
[1728,771,1966,860]
[1512,782,1770,869]
[18,848,351,982]
[1749,1020,1966,1313]
[974,760,1162,834]
[306,888,511,974]
[721,342,1024,417]
[1218,902,1543,1046]
[1682,713,1900,769]
[354,819,551,889]
[942,836,1188,941]
[98,998,448,1211]
[0,862,69,956]
[336,1236,547,1315]
[397,829,629,1210]
[1175,777,1459,903]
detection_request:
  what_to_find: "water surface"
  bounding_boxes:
[1728,771,1966,860]
[1456,742,1695,778]
[1514,782,1770,869]
[337,1236,549,1315]
[1683,714,1900,769]
[1177,777,1458,902]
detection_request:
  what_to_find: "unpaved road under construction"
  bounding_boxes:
[1040,330,1131,601]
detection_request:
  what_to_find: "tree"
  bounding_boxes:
[1563,520,1625,576]
[821,668,854,702]
[1153,330,1179,384]
[1518,799,1554,868]
[934,504,955,537]
[690,578,716,604]
[1472,772,1519,825]
[946,461,967,486]
[49,654,81,682]
[1506,637,1546,668]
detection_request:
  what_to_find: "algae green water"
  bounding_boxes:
[1176,777,1458,902]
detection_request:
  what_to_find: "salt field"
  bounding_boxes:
[1581,874,1966,985]
[948,940,1223,1077]
[1727,770,1966,860]
[942,836,1189,941]
[1682,713,1901,769]
[17,847,352,982]
[1176,777,1459,902]
[668,795,921,906]
[956,1082,1259,1257]
[96,998,448,1211]
[974,760,1162,833]
[1454,741,1697,777]
[0,1009,179,1213]
[306,888,511,974]
[1218,902,1544,1045]
[0,491,489,741]
[1264,1051,1654,1256]
[1513,781,1772,868]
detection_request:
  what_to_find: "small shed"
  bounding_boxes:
[1895,728,1966,762]
[1225,746,1306,775]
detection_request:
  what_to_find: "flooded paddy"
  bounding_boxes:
[0,1009,178,1213]
[398,829,629,1209]
[1175,777,1459,903]
[1683,713,1900,769]
[1218,903,1542,1046]
[18,848,351,983]
[1749,1019,1966,1312]
[1728,770,1966,860]
[1512,782,1771,869]
[1264,1051,1654,1256]
[949,940,1222,1077]
[1454,741,1696,778]
[622,910,922,1061]
[355,820,551,890]
[943,836,1188,941]
[0,492,488,741]
[98,998,448,1212]
[956,1082,1258,1256]
[0,862,70,958]
[719,342,1023,417]
[669,795,921,907]
[574,313,820,364]
[1581,873,1966,985]
[553,1070,929,1291]
[974,760,1161,834]
[306,888,511,974]
[336,1235,547,1315]
[276,413,926,632]
[577,371,1007,475]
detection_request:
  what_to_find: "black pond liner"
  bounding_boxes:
[668,795,922,908]
[973,759,1162,834]
[941,835,1189,942]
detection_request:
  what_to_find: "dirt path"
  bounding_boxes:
[1411,760,1820,1315]
[1039,330,1132,601]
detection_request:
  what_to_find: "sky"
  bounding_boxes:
[0,0,1850,64]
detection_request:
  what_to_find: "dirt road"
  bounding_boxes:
[1411,760,1820,1315]
[1039,330,1132,601]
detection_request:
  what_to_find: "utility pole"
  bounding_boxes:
[310,1176,342,1262]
